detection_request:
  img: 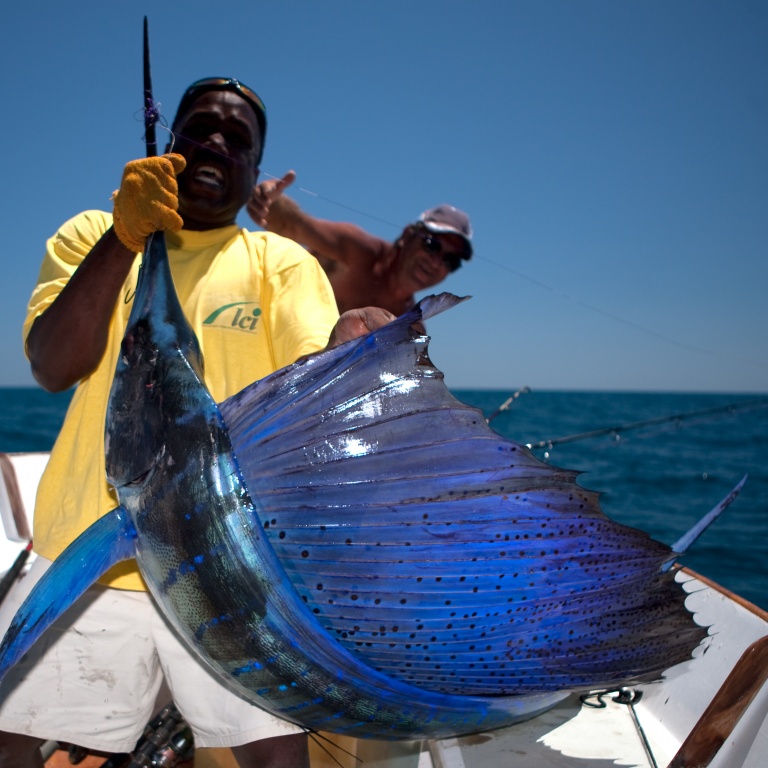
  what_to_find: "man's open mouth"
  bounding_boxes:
[193,164,225,187]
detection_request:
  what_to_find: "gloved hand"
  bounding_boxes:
[111,154,187,252]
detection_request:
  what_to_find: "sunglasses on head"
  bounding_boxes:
[419,232,465,272]
[178,78,266,123]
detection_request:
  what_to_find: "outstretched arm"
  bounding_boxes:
[247,173,385,267]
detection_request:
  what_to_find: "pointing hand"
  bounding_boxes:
[247,170,297,228]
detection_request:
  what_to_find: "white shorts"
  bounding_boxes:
[0,557,303,752]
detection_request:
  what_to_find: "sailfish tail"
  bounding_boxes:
[0,506,136,679]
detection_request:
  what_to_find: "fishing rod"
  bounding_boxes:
[522,396,768,451]
[485,386,530,424]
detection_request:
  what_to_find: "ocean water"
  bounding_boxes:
[1,386,766,608]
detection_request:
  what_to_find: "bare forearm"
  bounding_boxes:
[26,228,138,392]
[265,197,375,267]
[264,196,306,241]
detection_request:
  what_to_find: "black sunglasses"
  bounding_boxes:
[419,233,465,272]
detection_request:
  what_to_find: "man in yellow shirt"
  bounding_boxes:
[0,77,392,768]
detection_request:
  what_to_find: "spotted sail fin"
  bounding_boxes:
[220,293,708,698]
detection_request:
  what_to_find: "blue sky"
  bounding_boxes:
[2,1,766,392]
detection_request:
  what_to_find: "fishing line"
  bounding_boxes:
[134,113,175,154]
[141,103,162,156]
[306,730,362,767]
[478,257,718,356]
[260,171,402,230]
[133,107,255,167]
[260,178,765,369]
[132,102,762,373]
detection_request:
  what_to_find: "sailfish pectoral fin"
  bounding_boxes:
[0,505,136,679]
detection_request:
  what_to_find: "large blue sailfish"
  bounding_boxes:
[0,226,735,739]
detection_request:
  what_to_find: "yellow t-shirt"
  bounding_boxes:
[23,210,339,590]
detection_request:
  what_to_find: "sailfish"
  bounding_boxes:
[0,23,740,741]
[0,219,734,737]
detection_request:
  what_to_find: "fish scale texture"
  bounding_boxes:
[220,295,708,697]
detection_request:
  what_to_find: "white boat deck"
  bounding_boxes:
[430,694,651,767]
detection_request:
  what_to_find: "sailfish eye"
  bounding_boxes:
[125,466,155,487]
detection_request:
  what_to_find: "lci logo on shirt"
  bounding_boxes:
[203,302,262,332]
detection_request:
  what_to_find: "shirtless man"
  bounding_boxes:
[248,171,473,315]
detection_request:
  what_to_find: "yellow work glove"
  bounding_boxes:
[111,154,187,252]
